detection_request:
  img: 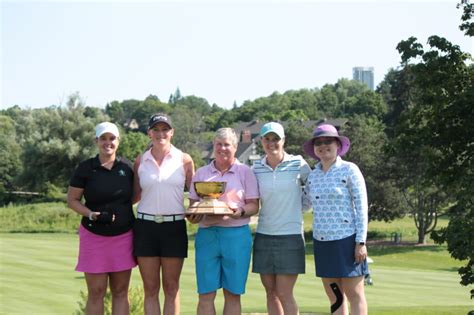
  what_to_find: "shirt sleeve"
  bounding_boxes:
[299,157,313,212]
[348,164,368,243]
[302,172,313,213]
[242,165,259,200]
[69,161,88,188]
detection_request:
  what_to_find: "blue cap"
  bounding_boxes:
[260,122,285,139]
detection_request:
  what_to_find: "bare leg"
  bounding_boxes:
[341,276,367,315]
[274,274,299,315]
[321,278,348,315]
[84,273,108,315]
[260,274,283,315]
[138,256,162,315]
[197,291,216,315]
[223,289,241,315]
[109,269,132,315]
[161,257,184,315]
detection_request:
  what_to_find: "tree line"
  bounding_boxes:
[0,1,472,293]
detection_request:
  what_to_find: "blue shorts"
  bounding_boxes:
[195,225,252,295]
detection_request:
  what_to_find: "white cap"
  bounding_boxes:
[95,122,119,138]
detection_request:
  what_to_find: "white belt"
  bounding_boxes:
[137,212,185,224]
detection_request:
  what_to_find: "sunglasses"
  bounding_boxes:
[313,139,336,146]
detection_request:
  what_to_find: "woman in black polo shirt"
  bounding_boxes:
[67,122,136,314]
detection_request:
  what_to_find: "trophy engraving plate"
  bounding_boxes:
[186,181,234,215]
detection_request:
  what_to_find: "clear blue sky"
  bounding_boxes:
[1,0,472,110]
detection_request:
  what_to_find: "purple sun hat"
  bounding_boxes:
[303,124,351,160]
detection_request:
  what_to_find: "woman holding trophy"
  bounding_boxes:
[187,127,259,315]
[251,122,312,315]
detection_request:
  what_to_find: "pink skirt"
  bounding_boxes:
[76,225,137,273]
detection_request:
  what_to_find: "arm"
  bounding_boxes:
[132,155,142,204]
[186,198,203,224]
[300,158,313,213]
[183,153,195,191]
[228,198,259,219]
[349,164,368,243]
[349,164,369,263]
[302,170,314,213]
[67,186,99,221]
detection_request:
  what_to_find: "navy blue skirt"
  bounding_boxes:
[313,234,368,278]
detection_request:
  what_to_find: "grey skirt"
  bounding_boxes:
[252,233,305,274]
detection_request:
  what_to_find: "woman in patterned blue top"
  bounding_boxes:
[302,124,368,315]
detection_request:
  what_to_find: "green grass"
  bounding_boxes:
[368,216,450,243]
[1,233,472,315]
[1,203,472,314]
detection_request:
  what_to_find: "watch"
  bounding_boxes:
[358,242,366,245]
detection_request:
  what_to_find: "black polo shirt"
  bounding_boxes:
[69,155,135,236]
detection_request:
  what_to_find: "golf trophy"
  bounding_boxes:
[186,181,234,215]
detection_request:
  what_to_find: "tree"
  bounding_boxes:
[117,131,150,162]
[344,115,405,222]
[14,94,109,192]
[0,115,22,201]
[284,120,313,160]
[394,1,474,290]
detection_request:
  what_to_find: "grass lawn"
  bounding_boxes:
[1,233,472,315]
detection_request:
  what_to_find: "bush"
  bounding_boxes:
[74,286,144,315]
[0,202,79,233]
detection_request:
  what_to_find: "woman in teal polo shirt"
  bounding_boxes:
[252,122,311,315]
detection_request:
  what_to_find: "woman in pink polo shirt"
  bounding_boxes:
[187,127,260,315]
[133,113,195,315]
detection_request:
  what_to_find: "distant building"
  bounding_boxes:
[353,67,374,90]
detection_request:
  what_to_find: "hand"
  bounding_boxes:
[186,214,203,224]
[354,243,368,264]
[88,211,101,221]
[96,211,115,223]
[228,207,244,219]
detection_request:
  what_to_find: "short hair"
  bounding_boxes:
[214,128,238,148]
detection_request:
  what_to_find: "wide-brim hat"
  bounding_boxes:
[148,113,173,129]
[303,124,350,160]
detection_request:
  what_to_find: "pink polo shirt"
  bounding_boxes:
[189,159,259,228]
[137,146,186,215]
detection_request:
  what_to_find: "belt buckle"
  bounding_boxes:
[154,215,164,224]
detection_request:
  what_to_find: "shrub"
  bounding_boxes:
[74,286,144,315]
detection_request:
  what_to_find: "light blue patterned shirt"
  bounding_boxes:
[303,156,368,243]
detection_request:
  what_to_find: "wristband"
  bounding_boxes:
[88,212,94,221]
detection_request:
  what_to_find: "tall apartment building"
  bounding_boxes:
[352,67,374,90]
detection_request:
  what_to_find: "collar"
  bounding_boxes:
[260,152,291,168]
[316,155,342,171]
[92,155,121,169]
[209,159,240,174]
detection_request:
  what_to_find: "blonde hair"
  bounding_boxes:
[214,128,238,148]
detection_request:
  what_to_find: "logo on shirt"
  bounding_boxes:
[118,169,126,177]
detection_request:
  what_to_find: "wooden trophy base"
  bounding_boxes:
[186,198,234,215]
